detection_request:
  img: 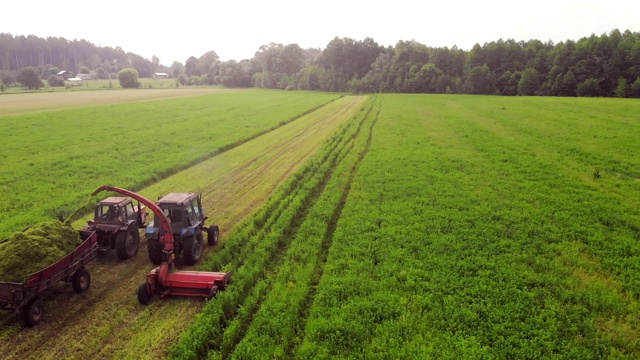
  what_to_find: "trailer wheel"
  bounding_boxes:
[23,298,44,327]
[138,283,152,305]
[207,225,220,246]
[116,226,140,260]
[208,285,219,300]
[147,238,163,265]
[183,235,203,265]
[72,268,91,294]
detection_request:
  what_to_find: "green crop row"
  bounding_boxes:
[169,96,376,360]
[295,95,640,359]
[224,97,381,359]
[0,90,340,239]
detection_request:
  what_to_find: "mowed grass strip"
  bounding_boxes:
[0,89,340,239]
[225,96,381,359]
[297,94,640,359]
[0,95,367,360]
[169,96,375,360]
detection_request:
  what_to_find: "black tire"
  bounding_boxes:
[147,238,163,265]
[23,298,44,327]
[137,283,152,305]
[72,268,91,294]
[116,226,140,260]
[208,285,219,300]
[183,235,203,265]
[207,225,220,246]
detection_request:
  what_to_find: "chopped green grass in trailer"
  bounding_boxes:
[0,222,81,282]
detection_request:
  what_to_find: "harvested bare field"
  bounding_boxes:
[0,88,239,116]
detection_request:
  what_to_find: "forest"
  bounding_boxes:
[1,29,639,97]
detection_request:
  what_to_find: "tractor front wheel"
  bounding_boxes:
[147,238,163,265]
[183,235,203,265]
[116,226,140,260]
[207,225,220,246]
[137,283,152,305]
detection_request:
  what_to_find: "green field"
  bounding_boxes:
[0,89,340,239]
[289,95,640,359]
[2,91,640,359]
[172,95,640,359]
[0,91,365,359]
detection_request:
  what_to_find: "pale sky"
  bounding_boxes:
[2,0,639,66]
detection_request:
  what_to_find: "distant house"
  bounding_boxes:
[57,70,71,80]
[153,72,169,79]
[66,77,83,86]
[74,71,99,80]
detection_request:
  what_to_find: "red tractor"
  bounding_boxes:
[91,186,230,304]
[83,197,147,260]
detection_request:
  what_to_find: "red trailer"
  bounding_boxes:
[0,230,98,326]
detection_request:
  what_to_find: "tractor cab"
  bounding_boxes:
[145,192,219,265]
[83,197,147,260]
[153,193,204,234]
[94,197,134,223]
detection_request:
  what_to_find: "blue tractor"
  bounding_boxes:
[144,193,219,265]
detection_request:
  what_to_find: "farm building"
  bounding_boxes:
[76,71,98,80]
[65,77,83,86]
[57,70,71,80]
[153,72,169,79]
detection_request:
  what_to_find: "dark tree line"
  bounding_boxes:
[252,30,640,98]
[2,29,640,97]
[0,33,168,80]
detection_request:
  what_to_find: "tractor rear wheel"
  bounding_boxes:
[116,226,140,260]
[147,238,163,265]
[137,283,152,305]
[23,298,44,327]
[183,235,203,265]
[207,225,220,246]
[71,268,91,294]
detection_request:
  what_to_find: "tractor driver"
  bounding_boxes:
[105,206,117,220]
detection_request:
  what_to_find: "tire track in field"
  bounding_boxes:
[196,99,372,359]
[198,99,363,231]
[0,96,367,360]
[216,96,382,358]
[286,96,382,357]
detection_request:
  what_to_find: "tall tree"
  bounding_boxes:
[615,77,630,97]
[118,68,140,88]
[16,66,43,89]
[630,77,640,98]
[465,65,496,94]
[197,51,219,81]
[576,78,603,97]
[184,56,199,76]
[557,71,577,96]
[0,69,15,85]
[170,61,184,78]
[517,68,540,95]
